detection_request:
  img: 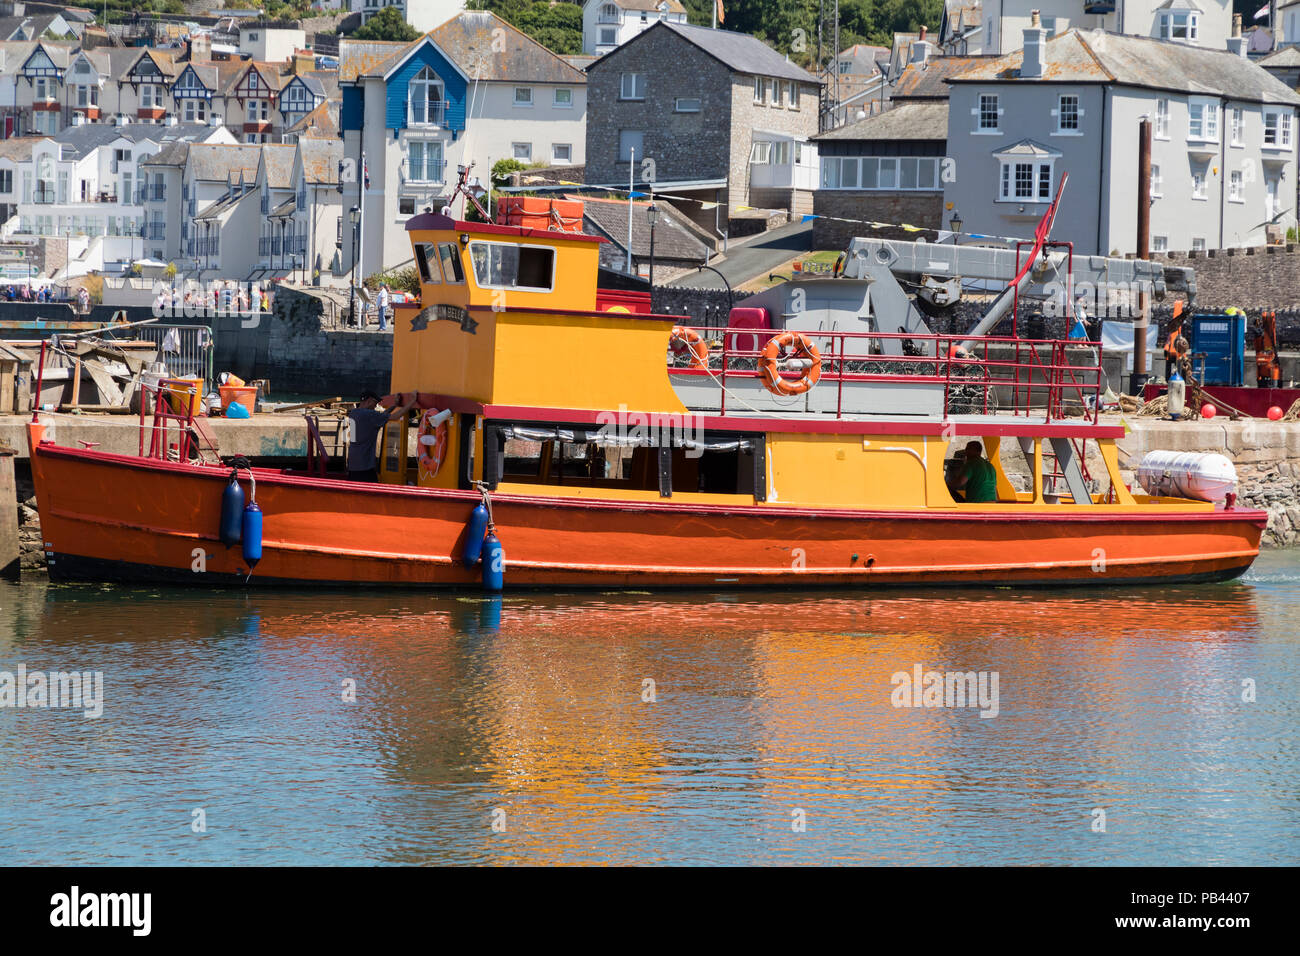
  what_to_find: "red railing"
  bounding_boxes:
[138,378,198,461]
[667,327,1103,424]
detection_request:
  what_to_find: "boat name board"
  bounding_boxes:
[410,304,477,335]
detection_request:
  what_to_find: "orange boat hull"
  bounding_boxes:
[30,443,1265,589]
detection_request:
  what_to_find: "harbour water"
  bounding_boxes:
[1,553,1298,866]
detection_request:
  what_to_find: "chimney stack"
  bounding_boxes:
[1023,10,1047,79]
[1227,13,1247,57]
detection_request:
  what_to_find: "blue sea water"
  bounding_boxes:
[0,552,1297,866]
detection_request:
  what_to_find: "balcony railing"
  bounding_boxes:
[597,11,620,23]
[33,185,56,204]
[408,101,449,127]
[194,237,219,258]
[400,158,446,184]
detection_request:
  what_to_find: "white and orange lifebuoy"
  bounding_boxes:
[669,326,709,369]
[417,407,451,477]
[759,331,822,396]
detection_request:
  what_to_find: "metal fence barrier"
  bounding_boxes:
[107,324,215,389]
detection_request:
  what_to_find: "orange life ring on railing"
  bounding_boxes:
[417,407,449,477]
[759,331,822,396]
[670,326,709,369]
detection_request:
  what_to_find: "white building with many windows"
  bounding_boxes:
[944,26,1299,254]
[582,0,688,57]
[351,0,465,31]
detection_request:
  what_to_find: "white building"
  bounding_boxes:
[238,22,307,64]
[582,0,688,57]
[351,0,466,32]
[340,11,587,278]
[3,120,234,277]
[978,0,1235,55]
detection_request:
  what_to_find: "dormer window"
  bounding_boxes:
[1158,10,1199,43]
[409,66,445,126]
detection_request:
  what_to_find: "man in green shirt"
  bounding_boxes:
[948,441,998,503]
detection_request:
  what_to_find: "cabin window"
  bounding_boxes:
[437,242,464,283]
[468,241,555,292]
[414,242,443,283]
[481,423,766,499]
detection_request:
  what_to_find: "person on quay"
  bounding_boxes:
[377,283,391,332]
[347,390,415,482]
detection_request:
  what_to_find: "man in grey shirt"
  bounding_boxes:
[347,391,416,481]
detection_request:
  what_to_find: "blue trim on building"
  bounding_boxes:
[341,86,364,131]
[383,41,466,135]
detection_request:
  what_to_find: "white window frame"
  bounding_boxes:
[406,139,444,183]
[674,96,701,113]
[1264,108,1294,149]
[1152,235,1168,252]
[1055,94,1081,133]
[553,87,572,108]
[1191,237,1206,251]
[620,73,645,101]
[511,142,532,162]
[1188,97,1218,143]
[820,155,941,191]
[1159,10,1199,42]
[513,87,533,108]
[1150,164,1162,198]
[996,157,1055,202]
[1155,99,1169,140]
[599,27,616,45]
[1228,168,1244,202]
[408,67,444,126]
[1230,107,1243,147]
[977,93,1000,132]
[552,143,572,164]
[749,142,772,164]
[467,240,557,294]
[754,76,766,104]
[139,84,162,109]
[1191,168,1207,199]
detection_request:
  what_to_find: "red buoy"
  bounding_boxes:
[1201,403,1216,419]
[1268,405,1284,421]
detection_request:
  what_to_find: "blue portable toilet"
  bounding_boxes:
[1189,312,1245,386]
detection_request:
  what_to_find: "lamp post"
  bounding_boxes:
[646,202,658,288]
[948,209,963,244]
[695,264,734,319]
[348,204,360,327]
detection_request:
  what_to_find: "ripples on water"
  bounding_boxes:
[1,554,1298,866]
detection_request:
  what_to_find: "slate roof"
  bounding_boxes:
[574,194,709,261]
[949,29,1300,105]
[52,122,219,158]
[339,39,408,82]
[298,137,342,184]
[183,143,264,182]
[0,135,40,163]
[259,144,296,189]
[140,140,190,168]
[891,55,992,99]
[645,21,818,84]
[814,101,949,141]
[429,11,585,83]
[286,98,340,139]
[1260,46,1300,68]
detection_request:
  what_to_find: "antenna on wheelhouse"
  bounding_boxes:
[452,163,493,223]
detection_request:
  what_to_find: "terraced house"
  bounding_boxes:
[944,24,1300,254]
[340,10,586,278]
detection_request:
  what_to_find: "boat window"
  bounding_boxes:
[467,241,555,292]
[482,423,764,499]
[437,242,464,284]
[414,242,442,284]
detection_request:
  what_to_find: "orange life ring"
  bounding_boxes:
[670,326,709,369]
[759,331,822,396]
[417,408,449,477]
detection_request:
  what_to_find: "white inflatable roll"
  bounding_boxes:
[1135,450,1237,502]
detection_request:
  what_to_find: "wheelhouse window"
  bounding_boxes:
[414,242,443,284]
[437,242,464,283]
[409,66,444,126]
[468,241,555,292]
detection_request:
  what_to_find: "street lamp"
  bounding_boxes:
[646,202,658,288]
[348,204,360,327]
[949,209,963,244]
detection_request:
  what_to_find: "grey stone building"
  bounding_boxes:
[584,21,820,235]
[944,25,1300,255]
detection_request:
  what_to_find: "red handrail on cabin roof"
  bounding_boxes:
[405,211,607,244]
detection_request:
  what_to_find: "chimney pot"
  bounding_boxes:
[1031,9,1041,27]
[918,25,927,41]
[1233,13,1242,38]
